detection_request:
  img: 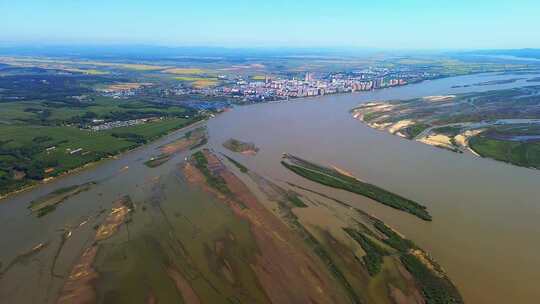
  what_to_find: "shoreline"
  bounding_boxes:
[239,69,530,106]
[0,69,533,201]
[351,100,540,173]
[0,119,208,202]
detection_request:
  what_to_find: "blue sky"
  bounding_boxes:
[1,0,539,49]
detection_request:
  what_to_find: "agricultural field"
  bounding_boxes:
[0,97,192,124]
[0,56,169,72]
[174,76,220,88]
[0,117,198,195]
[0,68,203,196]
[163,68,207,74]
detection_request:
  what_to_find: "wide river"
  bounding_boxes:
[2,72,540,303]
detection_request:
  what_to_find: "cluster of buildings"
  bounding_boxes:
[102,90,137,99]
[99,83,154,99]
[88,117,161,131]
[207,72,421,102]
[103,67,440,105]
[162,68,440,103]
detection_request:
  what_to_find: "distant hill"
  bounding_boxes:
[0,44,379,61]
[468,48,540,60]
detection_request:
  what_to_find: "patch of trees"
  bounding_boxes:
[103,109,188,121]
[111,132,147,144]
[400,254,463,304]
[0,75,92,101]
[374,221,417,252]
[0,137,59,182]
[118,102,172,110]
[62,111,99,125]
[344,227,389,276]
[105,110,162,121]
[192,151,231,195]
[42,101,96,108]
[24,107,51,122]
[32,136,53,143]
[281,159,432,221]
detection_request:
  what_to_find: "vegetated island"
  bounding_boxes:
[182,149,461,303]
[451,77,524,88]
[351,85,540,170]
[28,182,96,217]
[144,127,207,168]
[3,147,463,304]
[221,153,249,173]
[288,181,463,304]
[222,138,259,155]
[281,154,432,221]
[56,195,133,304]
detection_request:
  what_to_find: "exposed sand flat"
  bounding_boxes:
[352,112,363,120]
[363,102,382,107]
[56,247,98,304]
[370,122,392,130]
[423,95,456,102]
[395,131,408,138]
[467,148,481,157]
[453,134,467,147]
[241,150,257,156]
[411,250,441,276]
[161,138,196,155]
[369,103,394,110]
[57,198,131,304]
[161,128,206,155]
[389,120,416,134]
[454,129,485,156]
[331,165,358,179]
[95,201,130,241]
[352,103,394,117]
[418,134,454,150]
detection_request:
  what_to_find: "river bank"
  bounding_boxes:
[1,72,540,303]
[349,83,540,171]
[0,119,208,202]
[205,71,540,303]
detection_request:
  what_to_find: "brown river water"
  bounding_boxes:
[1,72,540,303]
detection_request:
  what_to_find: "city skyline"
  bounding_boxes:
[2,0,540,49]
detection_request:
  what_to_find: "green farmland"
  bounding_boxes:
[0,117,199,195]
